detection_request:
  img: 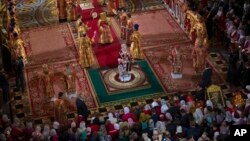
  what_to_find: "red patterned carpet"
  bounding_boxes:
[26,61,97,119]
[22,23,78,67]
[22,23,98,119]
[132,10,191,47]
[144,44,224,92]
[132,10,224,92]
[20,1,225,120]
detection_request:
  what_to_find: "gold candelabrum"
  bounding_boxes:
[233,91,245,107]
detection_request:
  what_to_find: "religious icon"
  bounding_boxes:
[206,85,225,107]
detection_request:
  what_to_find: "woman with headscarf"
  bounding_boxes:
[23,121,34,141]
[143,104,152,115]
[193,108,204,125]
[204,105,215,127]
[206,100,213,109]
[165,112,173,122]
[122,107,137,122]
[161,99,169,114]
[12,117,24,141]
[127,118,134,129]
[68,121,77,141]
[49,129,58,141]
[152,100,161,115]
[119,121,130,140]
[108,112,118,124]
[32,125,44,140]
[88,117,100,136]
[225,100,235,113]
[180,100,189,113]
[105,114,119,140]
[220,120,229,135]
[42,124,50,141]
[76,121,87,140]
[225,111,233,125]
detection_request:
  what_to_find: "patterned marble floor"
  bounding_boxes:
[16,0,58,29]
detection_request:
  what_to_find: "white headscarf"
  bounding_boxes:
[13,118,20,127]
[35,125,42,132]
[206,100,213,109]
[180,100,188,112]
[53,121,60,129]
[148,119,154,130]
[142,133,151,141]
[248,94,250,99]
[194,108,204,124]
[108,112,114,119]
[246,85,250,91]
[43,124,50,139]
[152,101,159,108]
[114,123,120,130]
[128,118,134,128]
[26,121,33,128]
[79,121,86,131]
[180,100,186,106]
[2,114,10,123]
[144,104,151,111]
[124,107,130,114]
[71,121,76,128]
[165,112,173,121]
[225,111,233,122]
[161,104,169,114]
[226,100,233,108]
[50,129,57,136]
[108,113,117,124]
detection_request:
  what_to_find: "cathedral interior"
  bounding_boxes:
[0,0,250,140]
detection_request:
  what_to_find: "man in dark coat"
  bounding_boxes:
[15,56,25,92]
[201,63,213,89]
[76,93,90,121]
[227,49,239,86]
[0,69,9,103]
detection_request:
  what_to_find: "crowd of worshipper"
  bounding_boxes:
[1,88,250,141]
[186,0,250,86]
